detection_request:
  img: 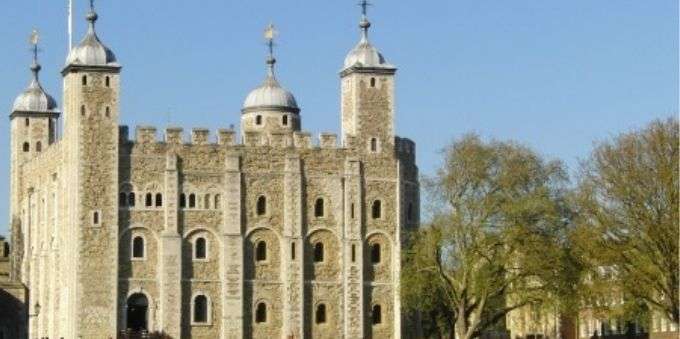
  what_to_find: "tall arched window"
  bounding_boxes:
[155,193,163,207]
[203,194,210,209]
[25,118,30,126]
[35,142,42,152]
[128,192,136,207]
[371,243,381,264]
[189,194,196,208]
[314,242,324,263]
[372,305,382,324]
[314,198,325,218]
[291,242,296,260]
[315,304,327,324]
[282,115,288,126]
[372,200,382,219]
[255,302,267,323]
[193,295,208,323]
[214,194,221,210]
[145,193,153,207]
[256,196,267,216]
[119,192,127,207]
[93,211,100,225]
[132,236,145,259]
[22,142,29,152]
[256,241,267,262]
[351,244,357,263]
[179,193,186,208]
[194,237,207,260]
[105,106,111,118]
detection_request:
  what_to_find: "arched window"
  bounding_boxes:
[194,237,207,260]
[132,236,145,259]
[282,115,288,126]
[105,106,111,118]
[256,196,267,216]
[145,193,153,207]
[214,194,221,210]
[193,295,208,323]
[204,194,210,209]
[255,302,267,323]
[256,241,267,262]
[255,115,262,125]
[22,142,29,152]
[179,193,186,208]
[315,304,327,324]
[105,76,110,87]
[82,75,87,86]
[189,194,196,208]
[372,305,382,324]
[35,142,42,152]
[371,243,381,264]
[370,138,378,152]
[155,193,163,207]
[128,192,136,207]
[119,192,127,207]
[80,105,86,116]
[372,200,382,219]
[314,242,324,263]
[314,198,325,218]
[407,203,413,221]
[370,77,376,87]
[25,118,30,126]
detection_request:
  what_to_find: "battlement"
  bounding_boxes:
[119,125,343,150]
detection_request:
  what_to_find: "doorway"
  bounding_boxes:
[126,293,149,331]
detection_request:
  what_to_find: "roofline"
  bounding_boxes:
[340,66,397,78]
[10,111,61,120]
[61,64,122,76]
[241,105,301,115]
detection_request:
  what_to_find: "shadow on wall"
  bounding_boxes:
[0,288,26,339]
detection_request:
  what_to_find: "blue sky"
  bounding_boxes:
[0,1,677,236]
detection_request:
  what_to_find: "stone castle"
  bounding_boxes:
[7,2,419,339]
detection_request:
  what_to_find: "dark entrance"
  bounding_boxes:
[126,293,149,331]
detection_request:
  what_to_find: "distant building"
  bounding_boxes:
[8,2,419,339]
[0,237,27,339]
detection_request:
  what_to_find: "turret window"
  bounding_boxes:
[194,237,207,260]
[145,193,153,207]
[255,115,262,125]
[315,304,327,324]
[370,138,379,153]
[155,193,163,207]
[371,243,381,264]
[128,192,136,207]
[22,142,29,152]
[256,241,267,262]
[82,75,87,86]
[314,198,325,218]
[189,194,196,208]
[370,77,376,87]
[132,236,145,259]
[314,242,324,263]
[282,115,288,126]
[351,244,357,263]
[256,196,267,216]
[25,118,29,127]
[93,211,100,225]
[204,194,210,209]
[105,106,111,118]
[371,200,382,219]
[214,194,221,210]
[105,76,110,87]
[372,305,382,324]
[255,302,267,323]
[192,295,209,324]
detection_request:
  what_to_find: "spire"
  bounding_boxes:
[86,0,99,34]
[359,0,372,43]
[29,29,41,85]
[264,23,278,79]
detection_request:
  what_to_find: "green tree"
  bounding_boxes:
[402,135,573,339]
[572,118,679,324]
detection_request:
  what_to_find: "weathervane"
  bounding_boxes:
[360,0,371,17]
[264,23,278,76]
[358,0,372,40]
[29,29,40,63]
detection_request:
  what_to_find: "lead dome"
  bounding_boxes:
[65,7,118,66]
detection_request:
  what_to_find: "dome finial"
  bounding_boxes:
[29,29,41,81]
[359,0,372,42]
[264,23,278,78]
[86,0,98,29]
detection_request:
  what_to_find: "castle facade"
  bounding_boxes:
[8,3,419,339]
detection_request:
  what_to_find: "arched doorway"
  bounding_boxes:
[126,293,149,331]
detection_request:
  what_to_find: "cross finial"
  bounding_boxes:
[28,29,42,80]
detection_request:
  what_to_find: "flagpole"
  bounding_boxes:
[68,0,73,50]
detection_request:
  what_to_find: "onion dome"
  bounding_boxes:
[65,3,118,67]
[12,36,58,114]
[242,25,300,114]
[343,1,394,70]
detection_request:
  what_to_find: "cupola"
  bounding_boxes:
[65,1,118,67]
[12,31,59,115]
[342,0,394,72]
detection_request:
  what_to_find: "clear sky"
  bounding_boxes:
[0,1,677,236]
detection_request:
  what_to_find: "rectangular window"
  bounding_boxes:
[351,244,356,262]
[291,242,296,260]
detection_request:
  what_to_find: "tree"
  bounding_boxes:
[402,134,572,339]
[572,118,679,324]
